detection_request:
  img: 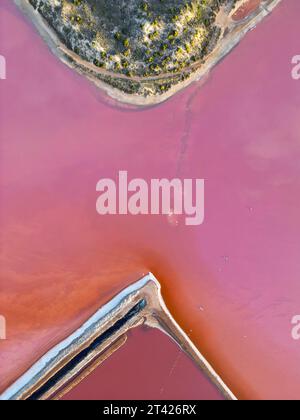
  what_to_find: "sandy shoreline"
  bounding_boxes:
[14,0,282,107]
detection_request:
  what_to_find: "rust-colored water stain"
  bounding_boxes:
[232,0,261,21]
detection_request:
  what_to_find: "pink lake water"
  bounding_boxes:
[0,0,300,400]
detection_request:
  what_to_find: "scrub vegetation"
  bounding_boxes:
[28,0,236,96]
[27,0,259,99]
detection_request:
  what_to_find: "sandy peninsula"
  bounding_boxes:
[14,0,282,106]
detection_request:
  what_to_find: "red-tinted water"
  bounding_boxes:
[0,0,300,399]
[63,327,224,400]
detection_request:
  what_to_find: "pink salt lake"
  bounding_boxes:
[0,0,300,399]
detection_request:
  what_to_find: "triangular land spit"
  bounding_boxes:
[15,0,281,105]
